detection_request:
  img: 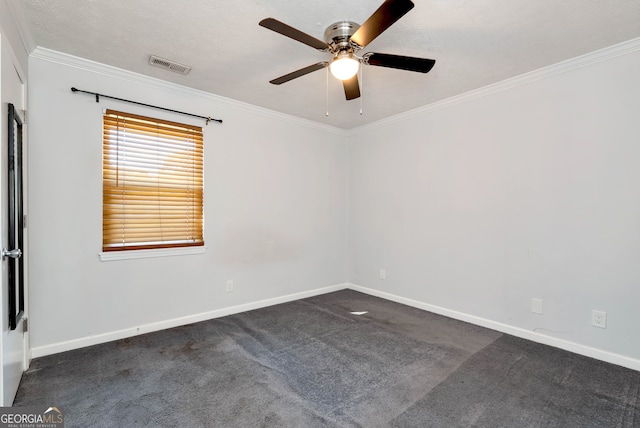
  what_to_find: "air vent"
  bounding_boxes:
[148,55,191,75]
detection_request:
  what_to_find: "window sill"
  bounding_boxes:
[99,246,207,262]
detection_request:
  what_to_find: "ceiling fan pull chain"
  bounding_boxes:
[326,67,330,116]
[359,66,364,115]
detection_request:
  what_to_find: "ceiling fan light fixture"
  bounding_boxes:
[329,52,360,80]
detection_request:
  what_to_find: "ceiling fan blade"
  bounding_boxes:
[259,18,330,51]
[269,62,328,85]
[350,0,415,48]
[364,53,435,73]
[343,75,361,100]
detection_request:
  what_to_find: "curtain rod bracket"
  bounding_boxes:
[70,87,222,125]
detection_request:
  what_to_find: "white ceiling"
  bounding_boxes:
[19,0,640,129]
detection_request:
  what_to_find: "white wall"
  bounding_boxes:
[348,44,640,366]
[25,37,640,369]
[27,50,348,355]
[0,0,30,73]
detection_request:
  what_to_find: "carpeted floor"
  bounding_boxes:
[14,290,640,427]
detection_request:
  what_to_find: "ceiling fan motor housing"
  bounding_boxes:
[324,21,361,52]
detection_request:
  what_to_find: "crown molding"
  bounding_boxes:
[28,34,640,140]
[30,47,350,137]
[7,0,36,54]
[349,36,640,136]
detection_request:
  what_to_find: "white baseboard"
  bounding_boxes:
[31,282,640,372]
[346,283,640,372]
[31,283,348,358]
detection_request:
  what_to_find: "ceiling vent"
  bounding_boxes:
[148,55,191,75]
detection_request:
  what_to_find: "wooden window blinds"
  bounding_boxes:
[102,109,204,251]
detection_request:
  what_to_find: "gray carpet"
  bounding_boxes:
[14,290,640,427]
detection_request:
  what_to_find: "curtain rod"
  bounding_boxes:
[70,87,222,125]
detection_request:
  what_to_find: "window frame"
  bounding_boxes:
[101,109,204,257]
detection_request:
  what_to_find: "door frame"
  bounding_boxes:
[0,32,29,406]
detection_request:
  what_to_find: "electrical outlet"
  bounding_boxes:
[379,269,386,280]
[531,298,543,314]
[226,280,234,292]
[592,310,606,328]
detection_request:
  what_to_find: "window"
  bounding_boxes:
[102,109,204,252]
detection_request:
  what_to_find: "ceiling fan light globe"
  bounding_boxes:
[330,56,360,80]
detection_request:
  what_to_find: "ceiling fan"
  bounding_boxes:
[259,0,435,101]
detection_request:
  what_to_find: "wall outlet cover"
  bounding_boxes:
[592,310,606,328]
[531,298,543,314]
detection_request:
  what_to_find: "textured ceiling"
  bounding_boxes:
[20,0,640,129]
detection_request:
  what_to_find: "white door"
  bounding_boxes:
[0,34,29,406]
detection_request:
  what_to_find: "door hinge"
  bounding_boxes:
[24,214,27,229]
[23,318,28,333]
